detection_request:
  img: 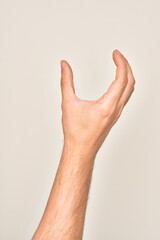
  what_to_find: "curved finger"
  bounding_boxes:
[97,49,128,107]
[117,58,135,108]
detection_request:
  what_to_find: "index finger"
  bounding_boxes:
[97,50,128,106]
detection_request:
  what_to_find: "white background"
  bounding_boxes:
[1,0,160,239]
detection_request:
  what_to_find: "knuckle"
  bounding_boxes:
[131,76,136,85]
[97,102,106,116]
[130,84,135,93]
[106,104,117,118]
[98,102,116,119]
[128,81,135,93]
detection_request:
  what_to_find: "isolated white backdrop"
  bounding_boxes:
[1,0,160,239]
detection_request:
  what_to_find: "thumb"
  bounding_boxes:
[60,60,75,101]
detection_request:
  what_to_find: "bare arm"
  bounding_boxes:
[32,49,135,240]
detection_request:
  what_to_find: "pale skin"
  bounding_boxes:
[32,49,135,240]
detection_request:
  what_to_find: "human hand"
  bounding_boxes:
[60,50,135,155]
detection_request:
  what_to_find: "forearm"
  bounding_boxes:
[32,141,97,240]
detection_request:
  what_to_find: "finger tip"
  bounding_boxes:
[60,60,67,70]
[113,49,126,68]
[113,49,123,57]
[60,59,74,80]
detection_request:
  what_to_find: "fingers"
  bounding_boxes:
[60,60,75,102]
[97,50,128,107]
[117,57,135,109]
[113,49,128,82]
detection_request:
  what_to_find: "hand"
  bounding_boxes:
[60,50,135,155]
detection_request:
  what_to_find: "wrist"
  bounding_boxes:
[63,139,97,161]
